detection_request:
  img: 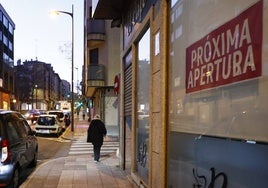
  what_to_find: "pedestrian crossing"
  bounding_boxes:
[69,139,119,156]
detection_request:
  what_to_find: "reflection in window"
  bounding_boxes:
[3,15,8,28]
[38,116,56,125]
[9,23,14,34]
[3,35,8,46]
[136,28,150,183]
[7,122,20,144]
[9,41,13,51]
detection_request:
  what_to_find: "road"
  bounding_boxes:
[19,134,71,186]
[37,135,72,160]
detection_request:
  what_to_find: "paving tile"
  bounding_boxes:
[57,185,72,188]
[20,118,134,188]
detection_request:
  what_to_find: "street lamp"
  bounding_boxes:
[35,84,38,109]
[50,5,74,132]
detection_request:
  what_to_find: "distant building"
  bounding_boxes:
[1,4,72,112]
[61,79,71,100]
[0,4,15,110]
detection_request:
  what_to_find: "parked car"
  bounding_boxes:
[24,109,41,124]
[63,113,71,128]
[46,110,66,130]
[0,110,38,188]
[33,114,63,136]
[137,110,149,120]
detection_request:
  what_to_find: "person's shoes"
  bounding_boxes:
[94,160,99,163]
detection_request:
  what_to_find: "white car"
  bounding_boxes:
[46,110,66,130]
[33,114,63,137]
[138,111,149,120]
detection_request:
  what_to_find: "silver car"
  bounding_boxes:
[0,110,38,188]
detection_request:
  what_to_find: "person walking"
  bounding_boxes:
[87,114,107,162]
[82,109,86,120]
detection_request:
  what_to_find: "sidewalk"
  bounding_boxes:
[20,117,135,188]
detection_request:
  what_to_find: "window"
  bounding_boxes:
[7,122,20,145]
[38,116,56,125]
[3,35,8,46]
[22,121,32,136]
[3,15,8,28]
[90,48,98,65]
[9,23,14,34]
[9,41,13,51]
[16,121,27,138]
[136,28,150,183]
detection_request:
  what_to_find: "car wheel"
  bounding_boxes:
[7,167,19,188]
[56,131,61,137]
[29,150,38,167]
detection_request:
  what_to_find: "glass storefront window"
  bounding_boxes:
[168,1,268,187]
[169,0,266,142]
[136,28,150,183]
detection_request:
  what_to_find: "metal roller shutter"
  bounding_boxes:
[124,64,132,115]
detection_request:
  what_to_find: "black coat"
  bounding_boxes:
[87,119,107,146]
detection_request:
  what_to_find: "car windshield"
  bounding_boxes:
[37,116,55,125]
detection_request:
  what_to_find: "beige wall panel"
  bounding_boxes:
[152,112,161,154]
[151,152,161,188]
[153,53,161,74]
[95,21,121,87]
[152,71,162,113]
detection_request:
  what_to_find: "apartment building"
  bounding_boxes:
[84,0,121,129]
[1,4,72,112]
[0,4,15,110]
[14,59,69,111]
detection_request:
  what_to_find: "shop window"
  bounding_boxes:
[136,28,150,183]
[168,1,266,187]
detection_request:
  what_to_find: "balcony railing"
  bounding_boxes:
[87,64,105,87]
[87,19,105,34]
[87,19,105,45]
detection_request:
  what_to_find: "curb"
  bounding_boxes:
[20,157,62,188]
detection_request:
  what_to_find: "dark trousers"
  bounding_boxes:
[93,144,101,161]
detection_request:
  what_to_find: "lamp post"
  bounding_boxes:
[35,84,38,109]
[50,5,74,132]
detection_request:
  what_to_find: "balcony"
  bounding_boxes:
[86,64,105,97]
[87,19,105,47]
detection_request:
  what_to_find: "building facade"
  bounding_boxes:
[1,4,72,113]
[0,4,15,110]
[14,59,69,112]
[84,0,121,129]
[92,0,268,187]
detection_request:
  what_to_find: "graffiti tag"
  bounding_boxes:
[193,167,227,188]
